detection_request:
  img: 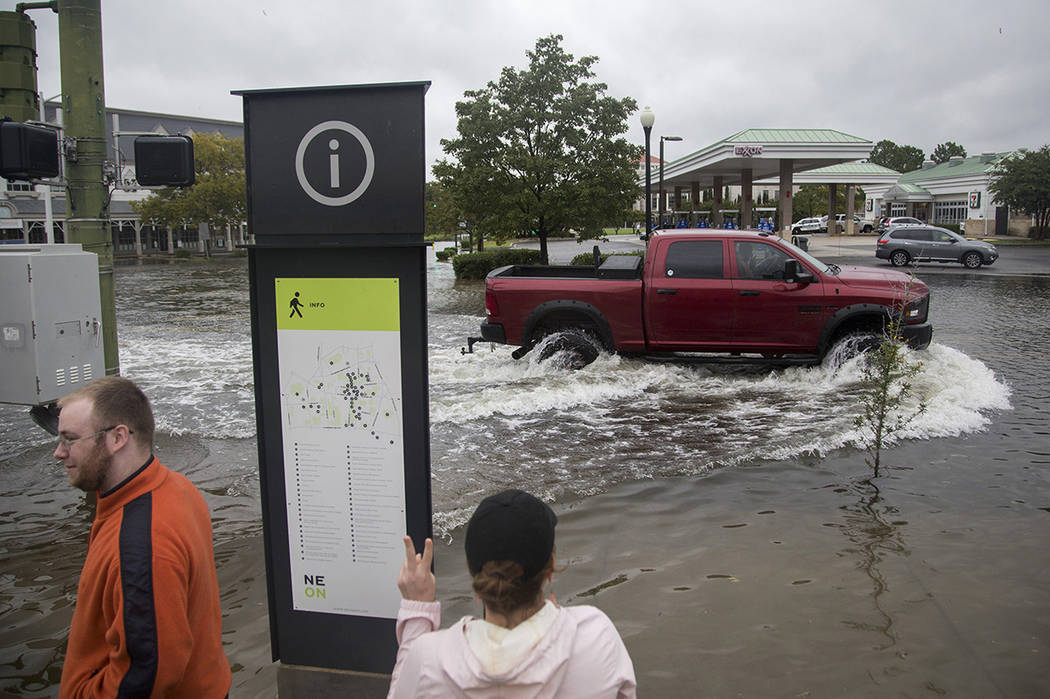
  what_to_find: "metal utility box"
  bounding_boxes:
[0,244,104,405]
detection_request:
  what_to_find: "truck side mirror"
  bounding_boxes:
[784,259,814,284]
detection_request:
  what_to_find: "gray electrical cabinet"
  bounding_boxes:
[0,244,105,406]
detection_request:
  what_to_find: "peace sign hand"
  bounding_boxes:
[397,535,435,602]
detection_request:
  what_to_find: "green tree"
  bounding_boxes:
[433,34,640,264]
[791,184,858,219]
[989,145,1050,240]
[869,139,924,173]
[425,181,462,239]
[132,133,246,233]
[930,141,967,164]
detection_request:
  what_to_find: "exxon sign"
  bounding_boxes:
[733,145,763,157]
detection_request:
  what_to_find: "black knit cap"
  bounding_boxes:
[465,489,557,580]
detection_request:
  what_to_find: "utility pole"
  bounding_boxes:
[55,0,118,375]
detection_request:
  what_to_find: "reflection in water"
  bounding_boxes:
[837,479,906,651]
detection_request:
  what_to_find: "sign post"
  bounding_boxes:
[234,82,432,683]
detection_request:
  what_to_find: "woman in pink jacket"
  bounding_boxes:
[388,489,637,698]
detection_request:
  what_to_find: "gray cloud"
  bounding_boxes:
[24,0,1050,175]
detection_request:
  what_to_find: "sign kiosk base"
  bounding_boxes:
[277,663,391,698]
[248,242,432,688]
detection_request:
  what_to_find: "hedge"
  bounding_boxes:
[452,248,544,279]
[568,250,645,266]
[435,248,457,262]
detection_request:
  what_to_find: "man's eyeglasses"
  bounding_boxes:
[56,425,130,450]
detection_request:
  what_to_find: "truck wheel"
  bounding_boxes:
[824,331,881,369]
[862,225,872,234]
[962,252,982,269]
[890,250,910,267]
[535,330,601,369]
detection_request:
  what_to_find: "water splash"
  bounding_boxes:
[427,337,1011,523]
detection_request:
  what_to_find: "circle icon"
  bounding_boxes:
[294,120,375,207]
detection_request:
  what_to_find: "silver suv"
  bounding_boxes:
[875,225,998,269]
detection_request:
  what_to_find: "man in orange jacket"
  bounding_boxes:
[53,376,231,698]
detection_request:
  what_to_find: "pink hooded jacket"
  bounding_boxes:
[388,599,637,698]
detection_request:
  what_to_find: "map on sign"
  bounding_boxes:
[282,344,401,442]
[274,277,406,618]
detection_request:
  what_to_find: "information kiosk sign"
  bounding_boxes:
[236,82,432,675]
[240,81,426,246]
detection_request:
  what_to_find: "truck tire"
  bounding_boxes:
[823,331,882,369]
[534,330,601,369]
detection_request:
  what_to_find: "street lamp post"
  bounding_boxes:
[659,135,683,230]
[640,107,654,239]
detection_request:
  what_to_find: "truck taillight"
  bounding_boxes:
[485,290,499,317]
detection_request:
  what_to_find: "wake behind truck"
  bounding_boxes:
[475,230,932,367]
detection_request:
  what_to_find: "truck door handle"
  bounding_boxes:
[657,288,678,295]
[739,290,760,296]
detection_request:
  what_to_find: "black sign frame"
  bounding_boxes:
[238,82,432,675]
[248,245,432,673]
[234,82,429,247]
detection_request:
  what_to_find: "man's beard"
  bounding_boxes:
[70,439,113,492]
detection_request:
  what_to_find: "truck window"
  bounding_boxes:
[665,240,724,278]
[734,241,792,280]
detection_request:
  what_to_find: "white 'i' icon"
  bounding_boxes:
[329,139,340,189]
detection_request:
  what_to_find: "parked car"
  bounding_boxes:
[876,225,999,269]
[821,214,875,234]
[791,217,822,234]
[876,216,923,232]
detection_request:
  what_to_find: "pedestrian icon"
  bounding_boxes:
[294,120,375,207]
[290,292,304,318]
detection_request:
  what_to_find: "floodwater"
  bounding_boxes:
[1,254,1047,696]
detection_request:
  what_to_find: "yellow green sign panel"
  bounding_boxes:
[276,278,400,331]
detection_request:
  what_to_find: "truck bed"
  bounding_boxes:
[490,254,642,281]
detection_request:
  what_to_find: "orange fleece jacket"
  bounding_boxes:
[60,457,231,698]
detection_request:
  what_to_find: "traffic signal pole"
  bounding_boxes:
[56,0,118,375]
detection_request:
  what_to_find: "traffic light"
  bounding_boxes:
[134,134,195,187]
[0,120,60,180]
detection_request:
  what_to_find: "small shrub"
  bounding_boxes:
[173,248,193,259]
[853,280,927,477]
[435,248,457,262]
[452,248,544,279]
[569,250,645,266]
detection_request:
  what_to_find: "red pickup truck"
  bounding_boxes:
[477,230,932,366]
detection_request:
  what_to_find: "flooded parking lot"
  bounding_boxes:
[1,251,1047,696]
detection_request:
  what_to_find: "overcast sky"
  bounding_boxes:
[24,0,1050,176]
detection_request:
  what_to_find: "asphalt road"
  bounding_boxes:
[521,233,1050,277]
[804,233,1050,277]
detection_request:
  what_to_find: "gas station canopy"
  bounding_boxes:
[657,128,874,188]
